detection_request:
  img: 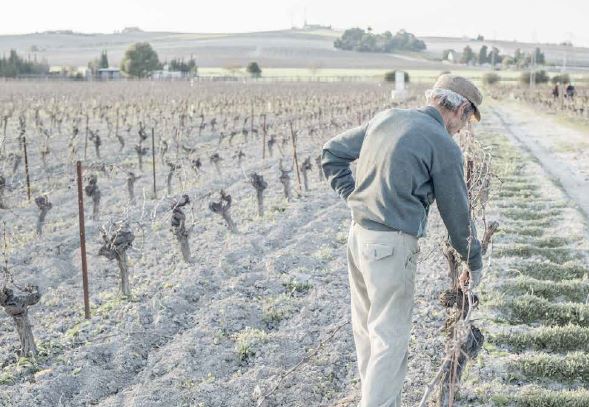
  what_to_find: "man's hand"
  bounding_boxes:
[458,268,483,291]
[458,269,469,289]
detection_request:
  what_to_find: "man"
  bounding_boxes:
[552,83,560,99]
[565,83,576,99]
[321,74,484,407]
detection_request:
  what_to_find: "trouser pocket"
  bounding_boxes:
[361,243,395,262]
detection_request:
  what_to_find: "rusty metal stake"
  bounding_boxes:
[151,128,157,198]
[1,116,7,156]
[76,161,91,319]
[22,135,31,202]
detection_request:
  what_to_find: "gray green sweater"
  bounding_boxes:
[321,105,482,271]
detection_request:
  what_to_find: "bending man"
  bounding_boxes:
[321,74,484,407]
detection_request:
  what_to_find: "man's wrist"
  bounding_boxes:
[468,267,483,289]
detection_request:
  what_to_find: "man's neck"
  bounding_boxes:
[425,104,451,132]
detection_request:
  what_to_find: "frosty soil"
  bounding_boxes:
[1,81,588,406]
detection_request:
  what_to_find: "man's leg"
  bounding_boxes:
[358,231,418,407]
[347,221,371,385]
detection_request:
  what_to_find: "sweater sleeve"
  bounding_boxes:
[321,122,369,201]
[431,156,483,271]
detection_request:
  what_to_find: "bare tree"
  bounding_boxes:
[209,190,237,233]
[166,162,181,195]
[300,156,313,191]
[171,194,191,262]
[10,154,21,175]
[127,172,141,203]
[267,134,276,158]
[135,145,148,171]
[249,172,268,217]
[210,153,223,176]
[0,284,41,356]
[315,154,324,181]
[190,158,202,176]
[234,149,246,168]
[89,129,101,158]
[69,122,79,159]
[98,224,135,297]
[279,159,293,201]
[84,174,101,220]
[35,196,52,236]
[160,139,169,165]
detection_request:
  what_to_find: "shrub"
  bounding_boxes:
[461,46,475,64]
[551,73,570,85]
[246,62,262,78]
[520,70,549,85]
[120,42,160,78]
[482,72,501,85]
[262,293,297,328]
[233,327,268,361]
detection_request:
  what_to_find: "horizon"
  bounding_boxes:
[2,0,588,47]
[2,27,585,49]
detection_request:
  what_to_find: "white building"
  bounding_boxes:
[151,64,193,80]
[151,70,186,80]
[97,68,121,80]
[446,50,458,63]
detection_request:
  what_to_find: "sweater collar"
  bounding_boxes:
[418,105,446,128]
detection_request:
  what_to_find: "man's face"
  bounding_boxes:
[447,102,473,135]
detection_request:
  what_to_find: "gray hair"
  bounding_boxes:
[425,88,465,110]
[425,87,475,119]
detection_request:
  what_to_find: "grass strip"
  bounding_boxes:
[508,351,589,383]
[501,277,589,302]
[490,325,589,352]
[498,294,589,326]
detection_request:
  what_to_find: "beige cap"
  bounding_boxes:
[433,74,483,121]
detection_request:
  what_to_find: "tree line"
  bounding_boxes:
[0,43,264,79]
[444,45,546,68]
[334,28,426,53]
[0,50,49,77]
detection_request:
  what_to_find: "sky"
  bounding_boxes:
[2,0,588,47]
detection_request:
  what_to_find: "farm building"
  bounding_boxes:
[49,65,91,79]
[151,65,191,80]
[97,68,121,80]
[446,50,458,63]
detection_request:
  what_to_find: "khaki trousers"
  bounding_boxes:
[347,219,419,407]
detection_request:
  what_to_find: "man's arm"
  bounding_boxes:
[431,158,483,271]
[321,122,369,201]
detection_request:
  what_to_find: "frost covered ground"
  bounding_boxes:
[1,82,588,407]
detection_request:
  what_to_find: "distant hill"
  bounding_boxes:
[1,29,587,70]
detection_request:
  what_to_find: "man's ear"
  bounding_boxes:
[458,102,469,120]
